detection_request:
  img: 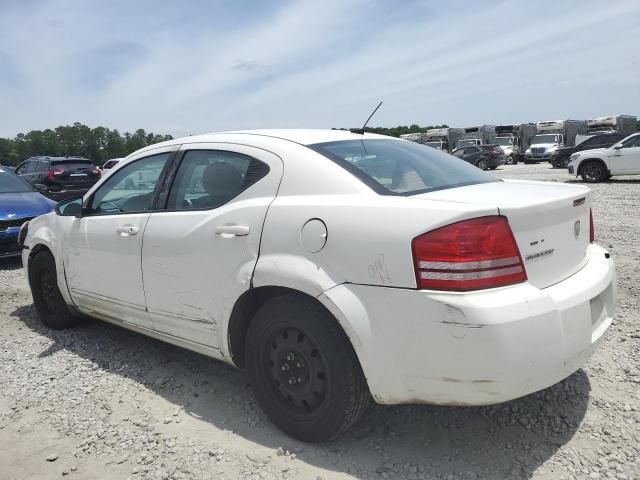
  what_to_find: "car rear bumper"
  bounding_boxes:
[319,243,615,405]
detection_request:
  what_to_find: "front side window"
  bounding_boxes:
[621,135,640,149]
[167,150,268,210]
[310,139,496,195]
[89,153,170,215]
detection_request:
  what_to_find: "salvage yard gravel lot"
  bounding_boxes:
[1,163,638,480]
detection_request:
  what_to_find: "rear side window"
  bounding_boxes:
[167,150,269,210]
[310,139,497,195]
[51,161,93,170]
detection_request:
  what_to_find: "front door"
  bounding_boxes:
[64,150,174,328]
[141,144,283,348]
[611,135,640,174]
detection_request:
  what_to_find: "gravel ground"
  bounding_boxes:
[1,163,639,480]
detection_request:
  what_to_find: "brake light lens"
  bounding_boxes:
[47,169,64,181]
[589,209,594,243]
[412,216,527,291]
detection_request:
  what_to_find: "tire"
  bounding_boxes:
[505,155,515,165]
[559,156,571,168]
[476,159,489,170]
[580,161,607,183]
[245,294,369,442]
[29,251,79,329]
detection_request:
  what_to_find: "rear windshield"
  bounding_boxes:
[51,161,93,170]
[0,169,33,193]
[309,139,497,195]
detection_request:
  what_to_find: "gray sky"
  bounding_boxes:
[1,0,639,138]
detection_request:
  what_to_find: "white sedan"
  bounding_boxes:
[20,130,615,441]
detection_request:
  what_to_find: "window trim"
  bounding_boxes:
[157,148,271,213]
[81,151,176,218]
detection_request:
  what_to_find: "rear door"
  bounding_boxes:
[15,160,37,184]
[141,143,283,348]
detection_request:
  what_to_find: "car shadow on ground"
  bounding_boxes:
[565,179,640,185]
[0,257,23,271]
[10,304,590,479]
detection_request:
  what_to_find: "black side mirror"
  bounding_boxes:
[34,183,48,193]
[55,195,85,217]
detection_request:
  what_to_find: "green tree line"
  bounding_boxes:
[0,122,173,166]
[366,124,449,137]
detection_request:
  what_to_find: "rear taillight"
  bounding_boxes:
[412,216,527,291]
[589,209,594,243]
[47,169,64,180]
[489,150,497,156]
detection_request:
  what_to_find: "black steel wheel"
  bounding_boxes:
[506,155,515,165]
[30,251,79,329]
[245,294,369,442]
[580,161,606,183]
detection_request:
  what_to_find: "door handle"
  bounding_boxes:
[117,225,139,236]
[215,224,250,236]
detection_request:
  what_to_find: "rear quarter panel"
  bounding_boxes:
[254,194,499,292]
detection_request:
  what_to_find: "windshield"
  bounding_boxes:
[424,141,444,149]
[493,137,514,146]
[456,139,478,148]
[309,139,497,195]
[0,169,33,193]
[532,134,559,144]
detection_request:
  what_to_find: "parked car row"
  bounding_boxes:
[401,114,637,166]
[0,166,55,258]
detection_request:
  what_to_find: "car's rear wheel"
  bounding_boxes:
[505,155,515,165]
[245,294,369,442]
[476,159,489,170]
[580,161,607,183]
[29,251,79,329]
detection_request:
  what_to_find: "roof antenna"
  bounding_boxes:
[350,101,383,135]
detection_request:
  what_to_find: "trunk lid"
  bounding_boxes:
[414,179,591,289]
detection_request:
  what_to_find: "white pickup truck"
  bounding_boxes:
[568,133,640,182]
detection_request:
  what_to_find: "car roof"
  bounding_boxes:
[129,129,395,157]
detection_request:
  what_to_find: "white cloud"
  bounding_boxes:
[0,0,638,137]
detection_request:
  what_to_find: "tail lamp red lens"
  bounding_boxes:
[412,216,527,291]
[47,169,64,180]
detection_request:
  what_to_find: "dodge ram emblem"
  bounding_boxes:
[574,220,581,239]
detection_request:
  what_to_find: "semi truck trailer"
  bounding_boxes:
[492,124,537,165]
[455,125,496,149]
[575,115,637,145]
[422,128,463,152]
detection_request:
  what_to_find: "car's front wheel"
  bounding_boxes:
[580,161,607,183]
[245,294,369,442]
[29,251,80,329]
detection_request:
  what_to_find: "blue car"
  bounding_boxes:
[0,166,56,258]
